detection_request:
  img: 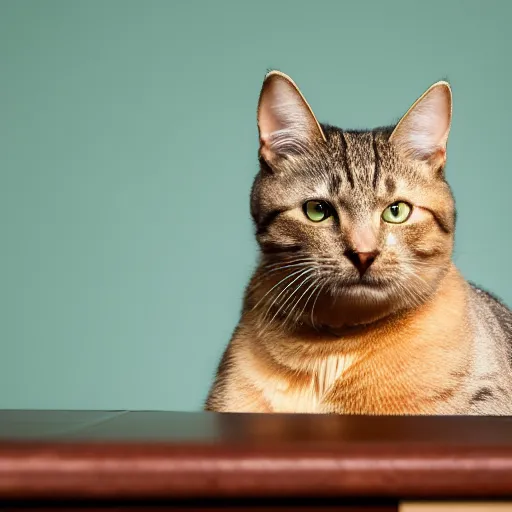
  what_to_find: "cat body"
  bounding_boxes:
[205,72,512,415]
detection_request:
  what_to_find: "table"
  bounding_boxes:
[1,411,512,510]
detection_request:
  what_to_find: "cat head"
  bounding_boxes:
[249,71,455,328]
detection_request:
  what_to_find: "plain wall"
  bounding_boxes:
[2,0,511,410]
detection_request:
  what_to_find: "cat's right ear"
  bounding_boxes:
[257,71,326,167]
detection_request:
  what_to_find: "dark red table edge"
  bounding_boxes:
[1,441,512,501]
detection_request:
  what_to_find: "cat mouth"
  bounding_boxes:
[342,276,387,288]
[324,271,392,296]
[332,277,392,298]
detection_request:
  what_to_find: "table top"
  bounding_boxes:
[1,410,512,501]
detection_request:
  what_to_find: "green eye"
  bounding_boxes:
[382,201,412,224]
[303,200,332,222]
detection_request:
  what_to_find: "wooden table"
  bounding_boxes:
[1,411,512,510]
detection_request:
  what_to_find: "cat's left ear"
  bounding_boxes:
[257,71,326,166]
[390,81,452,169]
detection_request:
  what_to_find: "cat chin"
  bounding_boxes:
[311,281,418,328]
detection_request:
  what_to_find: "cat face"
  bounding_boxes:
[249,72,455,328]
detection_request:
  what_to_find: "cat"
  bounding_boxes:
[205,70,512,415]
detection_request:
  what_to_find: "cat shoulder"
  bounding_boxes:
[468,281,512,336]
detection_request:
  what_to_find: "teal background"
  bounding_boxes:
[2,0,511,411]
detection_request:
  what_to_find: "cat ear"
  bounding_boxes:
[257,71,326,165]
[389,81,452,168]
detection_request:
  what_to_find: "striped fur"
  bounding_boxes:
[205,72,512,415]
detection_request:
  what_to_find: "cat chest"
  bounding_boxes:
[257,355,356,413]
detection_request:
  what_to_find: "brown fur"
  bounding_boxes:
[205,72,512,415]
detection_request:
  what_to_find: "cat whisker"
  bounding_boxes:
[269,274,316,325]
[262,268,316,322]
[310,281,327,330]
[260,261,321,277]
[261,257,336,271]
[253,261,338,297]
[400,265,432,291]
[292,277,323,326]
[255,274,316,335]
[251,267,314,312]
[250,262,318,294]
[395,274,428,309]
[261,257,315,268]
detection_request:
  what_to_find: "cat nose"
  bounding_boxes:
[344,250,379,277]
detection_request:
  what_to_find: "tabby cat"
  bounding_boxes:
[205,71,512,415]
